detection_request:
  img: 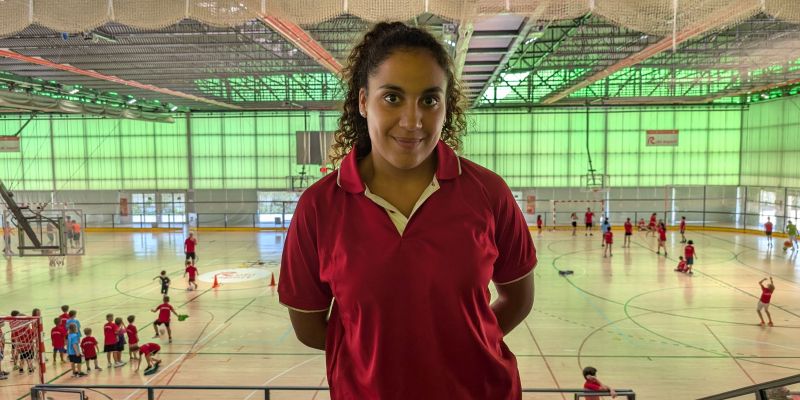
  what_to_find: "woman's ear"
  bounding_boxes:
[358,88,367,118]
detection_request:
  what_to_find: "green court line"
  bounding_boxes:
[224,297,257,323]
[548,238,744,356]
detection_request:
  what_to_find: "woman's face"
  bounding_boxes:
[359,49,447,172]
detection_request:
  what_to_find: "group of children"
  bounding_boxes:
[46,305,166,377]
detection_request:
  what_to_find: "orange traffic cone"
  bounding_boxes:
[269,272,276,287]
[212,274,220,289]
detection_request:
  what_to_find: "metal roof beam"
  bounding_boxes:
[541,0,762,105]
[0,49,240,110]
[704,77,800,102]
[258,14,342,75]
[453,20,474,79]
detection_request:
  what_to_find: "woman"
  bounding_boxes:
[279,22,537,399]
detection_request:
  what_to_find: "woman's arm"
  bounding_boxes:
[288,309,329,350]
[492,273,535,335]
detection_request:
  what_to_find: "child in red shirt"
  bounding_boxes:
[58,305,70,329]
[674,256,688,273]
[656,223,667,257]
[765,217,774,249]
[582,366,616,400]
[603,230,613,258]
[184,261,198,291]
[152,296,179,343]
[50,317,67,364]
[103,314,124,368]
[80,327,101,371]
[126,315,140,362]
[685,240,697,270]
[135,343,162,373]
[757,277,775,326]
[679,216,687,243]
[623,218,632,248]
[647,213,657,237]
[536,215,543,235]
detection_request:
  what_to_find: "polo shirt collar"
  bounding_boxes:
[337,140,461,194]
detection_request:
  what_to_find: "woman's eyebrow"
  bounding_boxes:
[378,84,444,94]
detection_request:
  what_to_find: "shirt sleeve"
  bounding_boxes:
[278,194,333,312]
[491,179,537,284]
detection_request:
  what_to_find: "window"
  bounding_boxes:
[131,193,156,223]
[257,191,299,225]
[160,193,186,223]
[759,189,778,225]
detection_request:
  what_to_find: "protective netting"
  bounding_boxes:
[0,316,45,384]
[0,0,795,36]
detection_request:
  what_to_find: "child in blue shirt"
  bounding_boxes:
[66,323,86,377]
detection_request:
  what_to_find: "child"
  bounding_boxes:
[126,315,140,362]
[684,240,697,271]
[786,220,797,252]
[15,323,35,374]
[134,342,161,373]
[764,217,773,249]
[536,215,543,235]
[184,261,198,291]
[571,212,578,236]
[674,256,688,273]
[103,314,124,368]
[66,310,81,338]
[50,317,67,364]
[656,223,667,257]
[757,277,775,327]
[67,323,86,377]
[58,305,70,329]
[584,208,594,236]
[80,328,101,371]
[603,229,613,258]
[152,296,179,343]
[647,213,657,237]
[679,216,687,243]
[184,231,197,263]
[0,322,7,380]
[600,219,611,247]
[637,218,646,231]
[623,218,632,248]
[154,270,171,296]
[114,317,127,366]
[582,366,616,400]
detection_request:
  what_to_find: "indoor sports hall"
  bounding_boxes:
[1,1,800,399]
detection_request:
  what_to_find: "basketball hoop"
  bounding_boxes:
[48,253,65,267]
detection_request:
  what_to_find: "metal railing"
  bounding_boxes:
[31,385,636,399]
[32,384,328,400]
[70,209,795,234]
[696,373,800,400]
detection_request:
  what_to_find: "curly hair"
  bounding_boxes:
[329,21,467,166]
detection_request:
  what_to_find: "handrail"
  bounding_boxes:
[696,373,800,400]
[32,384,636,399]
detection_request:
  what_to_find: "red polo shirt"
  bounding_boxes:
[279,141,537,399]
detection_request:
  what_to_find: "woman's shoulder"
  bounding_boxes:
[457,157,508,189]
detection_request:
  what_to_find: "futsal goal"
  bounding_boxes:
[550,199,606,230]
[1,315,45,384]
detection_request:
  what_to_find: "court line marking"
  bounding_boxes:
[704,324,756,385]
[242,354,324,400]
[523,320,566,400]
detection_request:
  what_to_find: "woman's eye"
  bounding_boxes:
[422,97,439,106]
[384,94,399,104]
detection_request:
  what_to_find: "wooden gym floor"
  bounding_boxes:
[2,228,800,399]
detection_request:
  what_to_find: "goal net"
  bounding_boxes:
[1,316,45,384]
[551,199,606,230]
